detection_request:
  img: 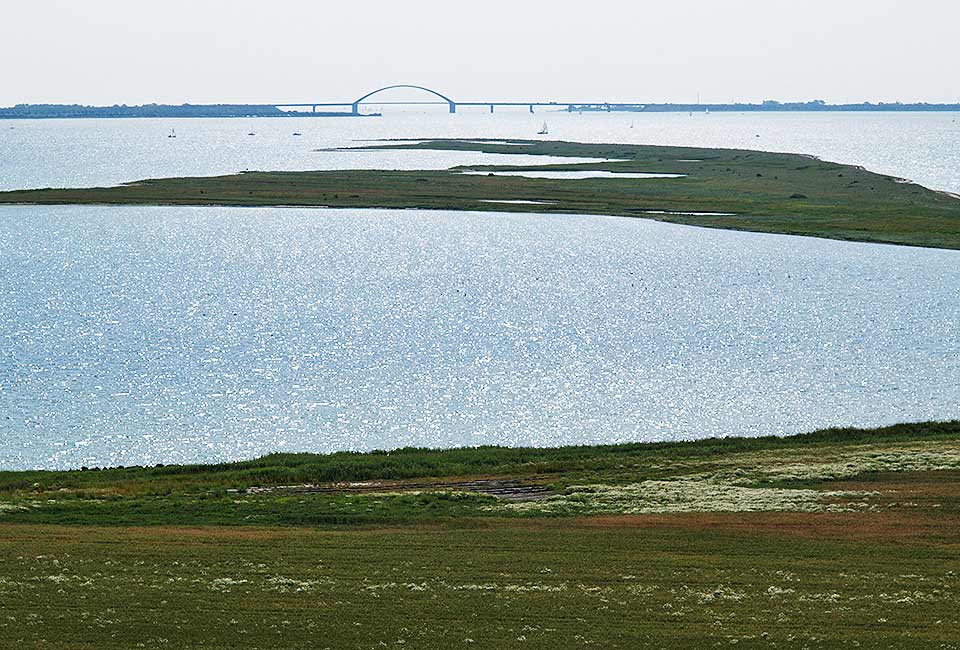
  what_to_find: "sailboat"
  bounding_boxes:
[537,121,549,135]
[167,128,176,139]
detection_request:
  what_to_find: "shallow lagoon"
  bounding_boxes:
[1,206,957,470]
[461,170,685,179]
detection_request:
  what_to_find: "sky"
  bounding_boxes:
[2,0,958,106]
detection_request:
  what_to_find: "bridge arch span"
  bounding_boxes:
[352,85,457,113]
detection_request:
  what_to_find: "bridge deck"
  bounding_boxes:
[273,86,630,113]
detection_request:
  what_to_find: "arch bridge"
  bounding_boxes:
[275,85,631,115]
[350,85,457,114]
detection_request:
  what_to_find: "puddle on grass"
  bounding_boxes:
[461,170,686,180]
[479,200,558,205]
[461,140,529,146]
[642,210,738,216]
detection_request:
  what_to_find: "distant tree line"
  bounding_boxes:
[572,99,960,113]
[0,104,356,119]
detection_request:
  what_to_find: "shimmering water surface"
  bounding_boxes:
[1,206,958,469]
[2,112,960,469]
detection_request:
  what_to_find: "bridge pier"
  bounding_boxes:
[449,102,457,114]
[351,103,359,115]
[529,105,534,114]
[490,104,494,114]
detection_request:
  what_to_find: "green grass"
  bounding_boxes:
[1,516,957,649]
[2,139,959,249]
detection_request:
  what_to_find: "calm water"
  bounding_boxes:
[1,206,958,470]
[2,111,960,192]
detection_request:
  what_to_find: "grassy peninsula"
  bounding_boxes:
[2,139,959,249]
[1,421,959,649]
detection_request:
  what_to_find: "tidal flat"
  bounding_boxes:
[2,139,959,249]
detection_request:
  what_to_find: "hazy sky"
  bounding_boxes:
[3,0,958,106]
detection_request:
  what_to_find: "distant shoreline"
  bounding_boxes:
[1,101,959,119]
[0,104,376,120]
[570,102,960,113]
[0,114,374,120]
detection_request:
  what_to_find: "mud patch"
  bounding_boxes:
[493,480,877,516]
[245,478,554,502]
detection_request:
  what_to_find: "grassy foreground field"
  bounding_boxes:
[1,422,959,648]
[2,139,959,249]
